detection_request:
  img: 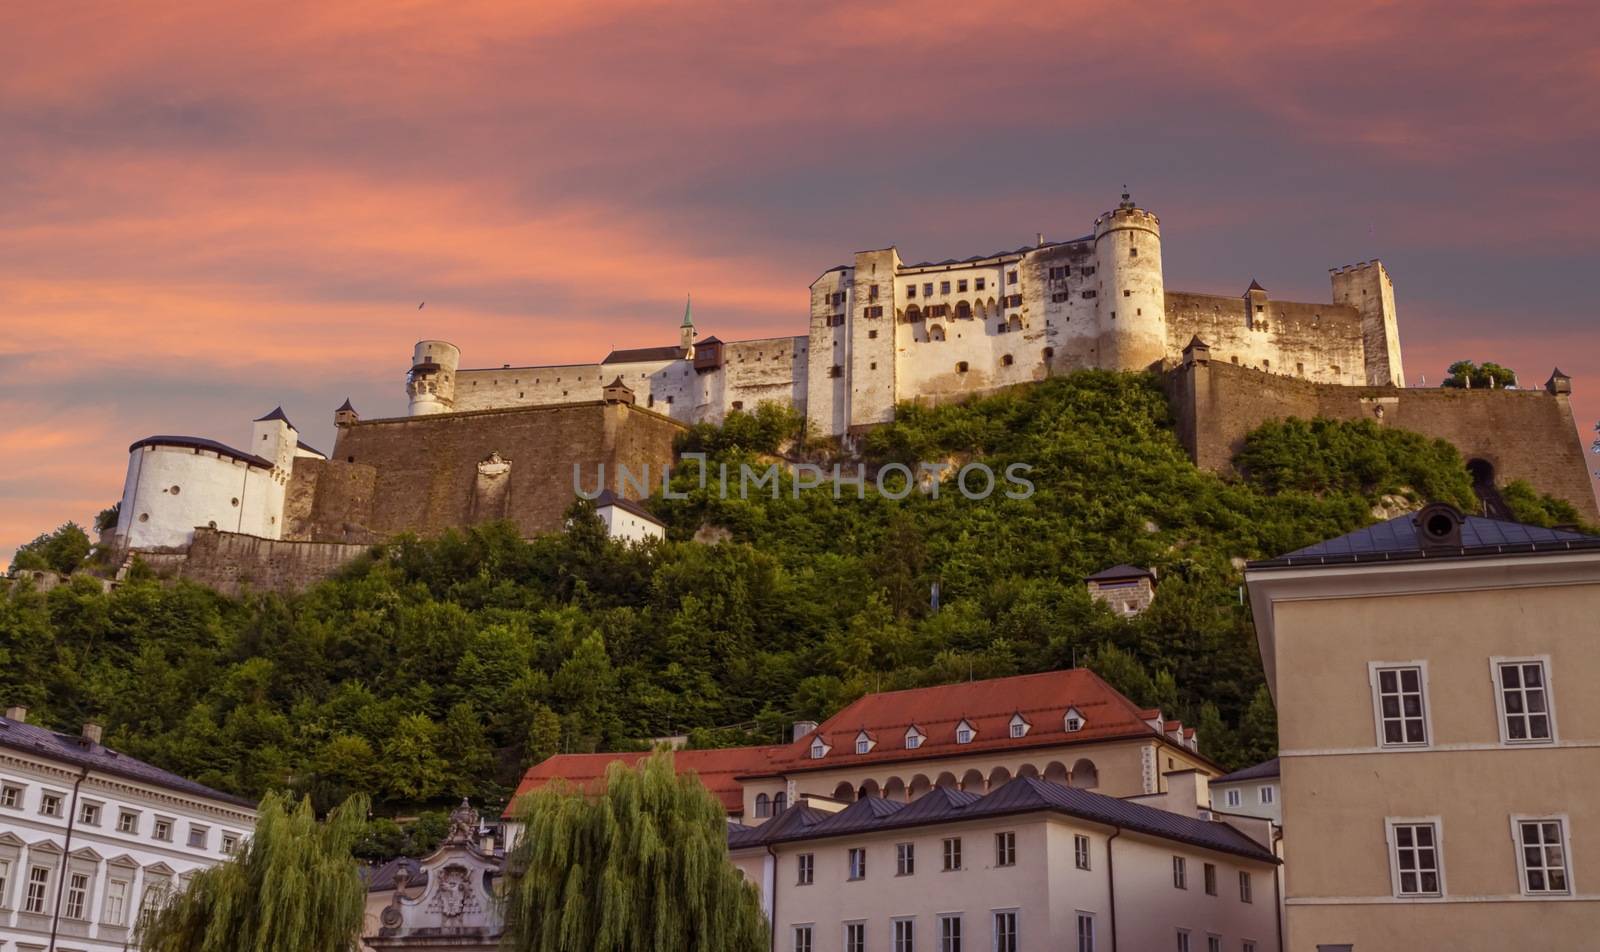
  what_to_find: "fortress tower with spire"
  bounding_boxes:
[407,193,1407,438]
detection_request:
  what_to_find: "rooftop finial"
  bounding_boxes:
[1119,186,1135,210]
[680,293,694,329]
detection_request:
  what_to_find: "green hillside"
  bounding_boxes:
[1,371,1576,827]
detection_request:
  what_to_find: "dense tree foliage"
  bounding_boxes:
[0,371,1558,837]
[501,751,767,952]
[1441,360,1519,389]
[10,522,92,574]
[139,792,367,952]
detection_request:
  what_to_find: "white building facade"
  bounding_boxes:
[113,408,323,552]
[0,707,256,952]
[405,194,1405,438]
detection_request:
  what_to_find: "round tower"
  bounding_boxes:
[1092,192,1166,371]
[407,339,460,415]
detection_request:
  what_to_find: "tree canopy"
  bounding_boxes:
[138,792,368,952]
[1441,360,1518,389]
[501,751,767,952]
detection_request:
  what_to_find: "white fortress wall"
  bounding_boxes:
[118,445,276,548]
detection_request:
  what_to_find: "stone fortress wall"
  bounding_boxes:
[1165,354,1599,522]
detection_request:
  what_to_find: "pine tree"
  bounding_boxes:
[138,792,367,952]
[501,751,767,952]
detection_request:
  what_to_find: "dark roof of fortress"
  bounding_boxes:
[593,489,665,526]
[128,436,273,469]
[0,714,256,809]
[1250,512,1599,568]
[602,345,689,364]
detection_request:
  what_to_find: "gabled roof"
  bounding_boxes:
[1212,758,1280,785]
[602,345,688,364]
[1085,564,1155,583]
[128,436,273,469]
[727,803,831,851]
[0,715,255,809]
[296,440,326,458]
[1250,512,1597,568]
[505,745,785,817]
[592,489,666,527]
[759,669,1195,775]
[749,778,1275,863]
[1245,279,1266,293]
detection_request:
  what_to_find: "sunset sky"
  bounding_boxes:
[3,0,1597,566]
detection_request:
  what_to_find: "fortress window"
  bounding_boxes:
[1083,266,1096,276]
[139,513,149,522]
[958,279,968,292]
[829,365,844,378]
[869,330,878,339]
[1297,363,1305,375]
[956,362,969,374]
[1123,289,1131,297]
[1043,347,1055,359]
[923,283,933,296]
[666,396,673,404]
[1130,246,1138,257]
[1263,360,1271,370]
[1052,292,1069,303]
[231,498,240,506]
[170,485,181,495]
[940,281,951,294]
[1006,294,1023,307]
[869,284,879,301]
[1048,266,1069,279]
[906,285,917,298]
[732,401,744,410]
[1007,270,1018,285]
[870,362,877,370]
[975,277,986,290]
[1232,356,1240,365]
[1002,354,1014,366]
[208,521,216,529]
[1082,290,1097,299]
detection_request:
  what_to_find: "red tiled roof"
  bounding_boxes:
[504,745,783,817]
[759,669,1169,775]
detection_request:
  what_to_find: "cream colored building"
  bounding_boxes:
[1247,504,1600,950]
[729,771,1280,952]
[1209,759,1280,826]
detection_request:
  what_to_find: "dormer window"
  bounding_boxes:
[1009,714,1030,739]
[855,731,874,755]
[956,720,975,745]
[810,738,829,759]
[905,727,925,750]
[1064,708,1085,732]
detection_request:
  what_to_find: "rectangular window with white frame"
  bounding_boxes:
[894,917,915,952]
[1175,929,1191,952]
[939,913,962,952]
[992,910,1018,952]
[1207,936,1221,952]
[848,847,867,881]
[1172,855,1187,889]
[0,858,10,909]
[995,831,1016,867]
[1076,911,1096,952]
[1493,656,1556,744]
[1074,834,1091,870]
[0,782,22,809]
[1386,818,1444,898]
[793,924,813,952]
[897,842,916,876]
[104,879,129,925]
[943,837,962,871]
[65,872,89,919]
[26,865,51,914]
[1513,816,1571,895]
[1239,869,1253,903]
[1370,662,1430,747]
[846,921,867,952]
[1225,788,1241,808]
[797,853,814,885]
[1259,785,1274,805]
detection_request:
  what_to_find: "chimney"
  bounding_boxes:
[82,722,104,745]
[791,720,819,743]
[4,706,25,722]
[1036,232,1045,246]
[1162,769,1209,818]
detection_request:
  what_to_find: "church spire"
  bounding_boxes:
[679,293,695,356]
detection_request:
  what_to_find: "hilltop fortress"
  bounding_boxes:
[405,192,1404,436]
[105,194,1597,593]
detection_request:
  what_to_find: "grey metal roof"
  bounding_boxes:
[1251,512,1598,568]
[0,716,256,809]
[362,857,428,891]
[1212,758,1279,785]
[733,778,1275,863]
[602,345,687,364]
[1085,564,1155,582]
[253,406,296,428]
[592,489,665,526]
[128,436,273,469]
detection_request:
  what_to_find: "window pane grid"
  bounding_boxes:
[1392,823,1441,896]
[1499,662,1552,742]
[1519,820,1570,893]
[1377,666,1427,745]
[993,911,1017,952]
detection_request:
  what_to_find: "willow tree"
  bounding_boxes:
[502,751,767,952]
[138,792,368,952]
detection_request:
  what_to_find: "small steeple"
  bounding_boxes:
[334,398,360,427]
[679,294,696,356]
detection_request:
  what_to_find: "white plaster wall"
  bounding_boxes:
[117,446,281,549]
[1093,207,1167,371]
[806,270,853,437]
[710,337,809,421]
[0,748,255,952]
[451,363,606,412]
[407,340,460,415]
[1211,779,1282,825]
[752,813,1279,952]
[597,506,665,544]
